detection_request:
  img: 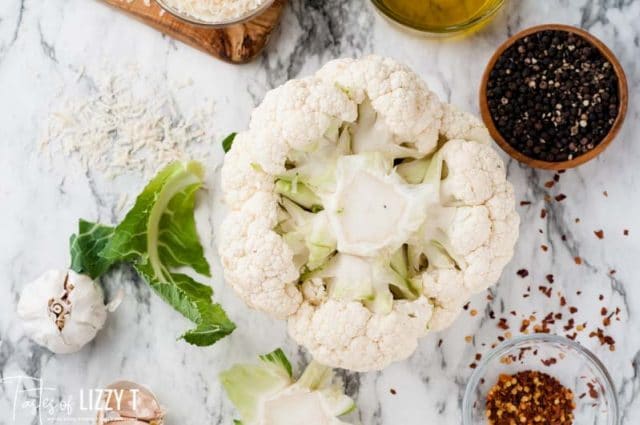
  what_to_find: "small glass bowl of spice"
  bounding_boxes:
[156,0,276,27]
[463,334,618,424]
[480,24,628,170]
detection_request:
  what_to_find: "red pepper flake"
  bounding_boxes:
[489,310,496,319]
[600,307,608,316]
[520,319,531,332]
[624,229,629,236]
[485,370,576,425]
[520,200,532,206]
[569,306,578,314]
[561,234,567,241]
[540,209,547,219]
[541,244,549,252]
[560,296,567,307]
[463,301,470,310]
[541,357,558,366]
[554,174,560,182]
[517,269,529,278]
[546,274,554,283]
[438,339,443,347]
[609,269,616,275]
[475,353,482,361]
[603,190,608,197]
[576,291,581,296]
[469,362,477,369]
[555,193,567,202]
[497,318,510,330]
[587,382,599,399]
[574,256,583,265]
[538,286,552,298]
[594,230,604,239]
[575,218,581,223]
[539,229,544,234]
[598,294,604,301]
[564,318,575,331]
[589,328,616,351]
[544,180,555,188]
[390,388,397,395]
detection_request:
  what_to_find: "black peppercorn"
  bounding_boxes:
[486,29,620,162]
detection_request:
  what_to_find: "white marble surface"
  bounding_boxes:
[1,0,639,424]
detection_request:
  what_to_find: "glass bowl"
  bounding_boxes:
[463,334,619,425]
[370,0,505,37]
[155,0,275,28]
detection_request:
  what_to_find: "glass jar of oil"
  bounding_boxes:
[371,0,505,36]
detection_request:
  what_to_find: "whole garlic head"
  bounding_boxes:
[17,269,108,354]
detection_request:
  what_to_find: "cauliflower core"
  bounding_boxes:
[219,56,519,371]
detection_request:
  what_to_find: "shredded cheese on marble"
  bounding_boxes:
[39,65,215,179]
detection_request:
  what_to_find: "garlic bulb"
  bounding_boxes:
[17,269,108,354]
[97,381,165,425]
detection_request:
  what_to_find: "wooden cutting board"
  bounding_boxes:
[100,0,286,64]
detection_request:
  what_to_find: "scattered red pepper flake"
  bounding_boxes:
[517,269,529,278]
[541,244,549,252]
[520,200,532,206]
[555,193,567,202]
[553,174,560,182]
[574,256,583,265]
[569,306,578,314]
[544,180,555,188]
[575,218,581,223]
[603,190,608,197]
[624,229,629,236]
[594,230,604,239]
[540,209,547,219]
[546,274,554,283]
[390,388,397,395]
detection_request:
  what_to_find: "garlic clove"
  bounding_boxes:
[96,381,165,425]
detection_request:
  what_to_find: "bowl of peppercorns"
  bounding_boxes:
[480,24,628,170]
[462,334,619,425]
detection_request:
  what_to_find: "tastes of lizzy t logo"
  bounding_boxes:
[0,376,139,424]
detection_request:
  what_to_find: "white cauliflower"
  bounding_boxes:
[219,55,520,372]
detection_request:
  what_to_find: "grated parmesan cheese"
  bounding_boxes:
[39,65,215,180]
[159,0,269,23]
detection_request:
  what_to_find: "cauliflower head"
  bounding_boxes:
[219,56,519,371]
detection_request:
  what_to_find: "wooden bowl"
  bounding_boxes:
[479,24,628,170]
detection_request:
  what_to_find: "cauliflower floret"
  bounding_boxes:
[219,193,302,318]
[218,56,519,371]
[422,268,470,331]
[221,132,274,210]
[249,78,357,174]
[440,139,507,206]
[289,298,432,372]
[319,56,443,156]
[440,103,493,144]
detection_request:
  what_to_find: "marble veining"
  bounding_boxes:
[0,0,639,424]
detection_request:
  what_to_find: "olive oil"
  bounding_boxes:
[378,0,500,31]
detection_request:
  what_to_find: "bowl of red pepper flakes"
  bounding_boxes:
[463,334,618,425]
